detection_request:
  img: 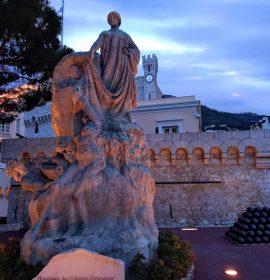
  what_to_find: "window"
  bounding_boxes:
[160,148,171,166]
[209,147,222,164]
[162,126,179,134]
[35,122,39,133]
[157,120,182,134]
[176,148,188,166]
[192,148,204,165]
[226,146,239,164]
[0,123,10,133]
[244,146,256,165]
[16,119,20,134]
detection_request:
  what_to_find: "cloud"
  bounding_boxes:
[49,0,270,115]
[135,36,205,55]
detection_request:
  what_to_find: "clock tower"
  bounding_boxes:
[136,54,163,101]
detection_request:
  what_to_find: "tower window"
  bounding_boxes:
[148,65,150,72]
[35,122,39,133]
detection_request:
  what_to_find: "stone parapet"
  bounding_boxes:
[2,131,270,228]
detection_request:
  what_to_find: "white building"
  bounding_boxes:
[0,163,10,218]
[0,54,201,139]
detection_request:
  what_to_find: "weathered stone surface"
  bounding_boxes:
[153,165,269,227]
[4,129,270,229]
[6,11,158,266]
[52,12,139,138]
[18,123,158,265]
[33,249,125,280]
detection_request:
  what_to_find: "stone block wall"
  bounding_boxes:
[147,130,270,226]
[1,130,270,227]
[7,186,31,227]
[153,165,269,227]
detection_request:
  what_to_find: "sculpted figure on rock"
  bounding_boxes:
[7,12,158,267]
[52,11,140,137]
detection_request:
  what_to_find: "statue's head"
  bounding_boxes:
[107,11,121,27]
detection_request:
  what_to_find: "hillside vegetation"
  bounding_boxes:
[201,105,263,131]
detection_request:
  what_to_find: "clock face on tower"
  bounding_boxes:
[145,74,154,83]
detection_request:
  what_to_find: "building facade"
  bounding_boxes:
[0,54,201,140]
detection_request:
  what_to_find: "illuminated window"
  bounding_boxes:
[160,148,171,166]
[176,148,188,166]
[192,148,204,165]
[227,146,239,164]
[244,146,256,165]
[209,147,222,164]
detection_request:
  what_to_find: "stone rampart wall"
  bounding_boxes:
[153,165,270,227]
[1,130,270,227]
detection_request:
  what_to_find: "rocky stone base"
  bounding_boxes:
[20,122,158,266]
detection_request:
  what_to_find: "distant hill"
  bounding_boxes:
[201,105,263,131]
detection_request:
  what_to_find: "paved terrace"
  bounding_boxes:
[1,228,269,279]
[173,227,270,280]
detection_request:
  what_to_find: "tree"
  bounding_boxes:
[0,0,73,119]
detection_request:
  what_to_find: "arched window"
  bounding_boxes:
[227,146,239,164]
[244,146,256,165]
[209,147,222,164]
[192,148,204,165]
[149,149,155,166]
[160,148,171,166]
[176,148,188,166]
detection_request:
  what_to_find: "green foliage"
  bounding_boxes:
[128,253,149,280]
[0,0,73,120]
[202,105,262,131]
[0,0,72,86]
[128,231,195,280]
[0,238,43,280]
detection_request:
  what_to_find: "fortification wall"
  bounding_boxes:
[1,130,270,227]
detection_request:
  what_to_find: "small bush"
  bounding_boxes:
[0,217,7,224]
[128,230,195,280]
[0,238,43,280]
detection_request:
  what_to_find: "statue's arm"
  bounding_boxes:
[72,85,101,126]
[126,35,140,75]
[89,33,104,59]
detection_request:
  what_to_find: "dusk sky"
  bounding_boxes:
[50,0,270,115]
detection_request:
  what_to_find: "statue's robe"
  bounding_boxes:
[52,29,140,137]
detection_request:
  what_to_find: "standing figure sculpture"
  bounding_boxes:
[89,11,139,116]
[8,11,158,267]
[52,11,140,136]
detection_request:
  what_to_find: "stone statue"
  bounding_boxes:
[52,11,140,137]
[7,11,158,267]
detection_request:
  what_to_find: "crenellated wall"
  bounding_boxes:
[146,130,270,169]
[1,130,270,227]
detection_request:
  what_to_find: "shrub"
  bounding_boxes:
[0,217,7,224]
[128,230,195,280]
[0,238,43,280]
